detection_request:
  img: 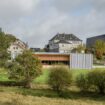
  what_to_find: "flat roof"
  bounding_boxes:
[34,52,70,55]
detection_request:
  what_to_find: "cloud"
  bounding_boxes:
[91,0,105,12]
[53,0,86,13]
[0,0,40,21]
[0,0,105,48]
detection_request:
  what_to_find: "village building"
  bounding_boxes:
[45,33,82,53]
[8,39,28,59]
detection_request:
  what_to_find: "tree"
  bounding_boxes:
[94,40,105,59]
[0,31,16,67]
[8,50,42,88]
[48,66,72,92]
[73,44,86,53]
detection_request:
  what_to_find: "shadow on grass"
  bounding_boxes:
[16,87,105,102]
[0,86,105,102]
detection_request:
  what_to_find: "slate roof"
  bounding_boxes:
[55,40,70,44]
[50,33,82,41]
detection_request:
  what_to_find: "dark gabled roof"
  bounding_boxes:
[55,40,70,44]
[50,33,82,41]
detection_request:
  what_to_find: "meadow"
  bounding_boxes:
[0,68,105,105]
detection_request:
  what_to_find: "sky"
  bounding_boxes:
[0,0,105,48]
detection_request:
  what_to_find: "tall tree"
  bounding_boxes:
[8,50,42,88]
[0,30,16,67]
[94,40,105,59]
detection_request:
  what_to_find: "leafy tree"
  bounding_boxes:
[94,40,105,59]
[0,30,16,67]
[76,44,86,53]
[8,50,42,88]
[72,44,86,53]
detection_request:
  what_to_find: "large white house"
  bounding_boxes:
[45,33,82,53]
[8,39,28,59]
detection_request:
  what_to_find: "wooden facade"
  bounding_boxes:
[33,53,70,67]
[34,54,70,61]
[33,53,93,69]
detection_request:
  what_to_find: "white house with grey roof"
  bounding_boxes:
[45,33,82,53]
[8,39,28,59]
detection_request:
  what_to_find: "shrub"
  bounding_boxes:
[76,69,105,94]
[76,73,90,92]
[87,69,105,94]
[48,66,72,92]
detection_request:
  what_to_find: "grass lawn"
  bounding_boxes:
[0,68,105,105]
[34,68,90,84]
[0,68,9,81]
[34,69,50,84]
[0,86,105,105]
[0,68,105,84]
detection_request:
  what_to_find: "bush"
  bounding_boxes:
[76,73,90,92]
[48,66,72,92]
[76,69,105,94]
[87,70,105,94]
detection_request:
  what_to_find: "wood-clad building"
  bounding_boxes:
[33,53,70,67]
[33,52,93,69]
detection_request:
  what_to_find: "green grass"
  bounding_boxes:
[0,68,105,84]
[34,69,90,84]
[0,87,105,105]
[34,69,50,84]
[0,68,9,81]
[0,86,105,105]
[0,68,105,105]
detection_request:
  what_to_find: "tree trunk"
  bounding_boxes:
[25,80,32,88]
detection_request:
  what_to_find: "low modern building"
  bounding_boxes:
[8,39,28,59]
[45,33,82,53]
[33,52,93,69]
[86,34,105,48]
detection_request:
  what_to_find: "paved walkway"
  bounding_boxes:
[93,65,105,68]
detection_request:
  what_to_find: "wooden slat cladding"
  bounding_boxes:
[33,54,70,61]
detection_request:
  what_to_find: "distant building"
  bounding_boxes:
[30,48,41,52]
[8,39,28,59]
[86,34,105,48]
[45,33,82,53]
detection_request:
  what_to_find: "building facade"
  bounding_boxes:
[45,33,82,53]
[86,34,105,48]
[8,39,28,59]
[34,52,93,69]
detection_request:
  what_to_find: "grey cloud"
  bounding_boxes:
[0,0,105,48]
[53,0,87,13]
[0,0,40,22]
[91,0,105,11]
